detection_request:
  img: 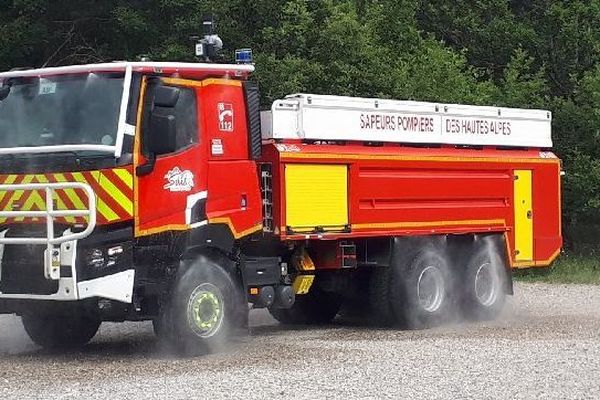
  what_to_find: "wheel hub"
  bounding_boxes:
[187,283,224,337]
[474,262,499,307]
[417,265,445,313]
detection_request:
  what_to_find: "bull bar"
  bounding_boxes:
[0,182,96,280]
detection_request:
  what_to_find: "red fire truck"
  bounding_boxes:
[0,56,561,353]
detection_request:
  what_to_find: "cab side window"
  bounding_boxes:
[143,84,198,156]
[172,87,198,150]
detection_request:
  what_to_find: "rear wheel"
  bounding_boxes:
[22,310,101,349]
[269,286,341,325]
[157,256,245,356]
[461,244,507,321]
[390,246,453,329]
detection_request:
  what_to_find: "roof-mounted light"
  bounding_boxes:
[235,49,253,65]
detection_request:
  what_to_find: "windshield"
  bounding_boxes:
[0,72,124,151]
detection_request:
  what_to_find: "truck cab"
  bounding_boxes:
[0,62,270,352]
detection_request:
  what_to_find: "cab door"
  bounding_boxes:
[134,77,207,236]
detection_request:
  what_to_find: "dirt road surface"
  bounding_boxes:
[0,282,599,399]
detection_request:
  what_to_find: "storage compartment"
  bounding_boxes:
[284,164,348,233]
[514,169,533,261]
[243,257,281,286]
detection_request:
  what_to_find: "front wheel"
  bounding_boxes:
[158,256,245,356]
[21,310,101,349]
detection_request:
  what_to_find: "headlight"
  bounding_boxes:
[86,248,106,269]
[106,245,124,267]
[84,245,124,269]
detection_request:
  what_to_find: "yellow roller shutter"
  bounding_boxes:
[514,169,533,261]
[285,164,348,232]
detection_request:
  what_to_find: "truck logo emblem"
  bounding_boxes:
[164,167,194,192]
[218,102,234,132]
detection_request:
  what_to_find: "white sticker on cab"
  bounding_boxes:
[164,167,194,192]
[38,79,57,95]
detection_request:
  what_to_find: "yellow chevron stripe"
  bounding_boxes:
[96,197,120,221]
[98,200,119,221]
[70,172,88,184]
[0,168,134,224]
[113,168,133,190]
[53,173,87,211]
[14,189,45,222]
[7,174,34,208]
[79,171,120,222]
[99,172,133,216]
[0,174,18,184]
[0,175,18,203]
[14,174,45,221]
[34,174,76,223]
[0,175,19,222]
[5,175,36,222]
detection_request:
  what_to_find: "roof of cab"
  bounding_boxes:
[0,61,254,80]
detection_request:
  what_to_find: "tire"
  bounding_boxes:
[461,244,507,321]
[158,255,245,356]
[22,311,100,349]
[152,318,163,336]
[368,266,394,326]
[269,286,341,325]
[390,246,453,329]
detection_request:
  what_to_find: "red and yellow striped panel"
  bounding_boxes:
[0,167,133,225]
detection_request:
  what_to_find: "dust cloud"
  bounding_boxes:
[0,315,35,354]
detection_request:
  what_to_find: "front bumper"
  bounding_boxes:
[0,234,135,303]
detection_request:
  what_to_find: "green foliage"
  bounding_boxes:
[491,48,548,108]
[516,253,600,285]
[417,0,533,78]
[562,151,600,216]
[1,0,600,242]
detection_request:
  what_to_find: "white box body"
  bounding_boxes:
[261,94,552,148]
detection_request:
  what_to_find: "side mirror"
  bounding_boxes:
[147,113,177,154]
[154,85,180,107]
[0,86,10,101]
[136,85,180,176]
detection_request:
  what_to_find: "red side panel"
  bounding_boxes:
[201,81,249,161]
[530,162,562,266]
[349,162,512,234]
[263,143,562,268]
[200,81,262,238]
[136,145,207,235]
[206,160,263,238]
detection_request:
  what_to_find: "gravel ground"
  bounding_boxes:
[0,282,599,399]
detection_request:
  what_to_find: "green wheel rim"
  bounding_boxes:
[187,283,225,338]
